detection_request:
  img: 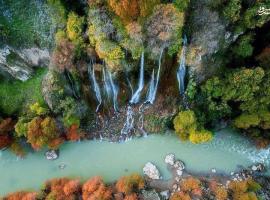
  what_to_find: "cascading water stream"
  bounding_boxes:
[102,65,119,112]
[121,105,135,135]
[146,48,164,104]
[88,62,102,112]
[177,35,187,95]
[108,71,119,112]
[102,66,112,99]
[130,52,145,104]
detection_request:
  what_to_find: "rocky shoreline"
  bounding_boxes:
[142,154,270,199]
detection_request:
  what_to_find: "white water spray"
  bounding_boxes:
[177,35,187,95]
[146,49,164,104]
[108,71,119,112]
[88,62,102,112]
[121,105,135,135]
[130,52,145,104]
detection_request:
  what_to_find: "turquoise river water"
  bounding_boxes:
[0,129,269,196]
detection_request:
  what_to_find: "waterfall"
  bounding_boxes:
[138,103,148,137]
[121,105,135,135]
[177,35,187,95]
[102,66,112,99]
[130,52,145,104]
[102,65,119,112]
[108,70,119,112]
[146,48,164,104]
[88,62,102,112]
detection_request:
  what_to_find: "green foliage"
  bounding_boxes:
[57,97,80,128]
[222,0,241,22]
[173,0,190,11]
[67,12,84,44]
[232,35,254,58]
[234,114,260,129]
[15,117,29,137]
[0,0,54,48]
[198,67,270,139]
[189,129,213,144]
[138,0,160,18]
[174,110,197,140]
[30,102,49,116]
[47,0,67,26]
[185,76,197,101]
[95,40,125,71]
[0,69,47,116]
[55,29,67,44]
[173,110,213,143]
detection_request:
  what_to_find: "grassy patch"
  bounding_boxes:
[0,68,47,116]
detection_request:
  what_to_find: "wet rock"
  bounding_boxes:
[143,162,161,180]
[141,190,161,200]
[45,150,58,160]
[165,154,175,166]
[176,169,183,176]
[159,190,169,200]
[174,160,185,171]
[211,168,217,173]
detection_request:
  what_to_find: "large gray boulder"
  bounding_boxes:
[0,46,50,81]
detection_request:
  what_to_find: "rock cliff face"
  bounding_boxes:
[0,46,50,81]
[186,0,240,83]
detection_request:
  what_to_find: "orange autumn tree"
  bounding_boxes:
[46,178,80,200]
[66,124,82,141]
[82,176,112,200]
[170,192,191,200]
[180,177,201,192]
[27,117,59,150]
[124,193,138,200]
[108,0,140,23]
[4,191,37,200]
[116,174,144,195]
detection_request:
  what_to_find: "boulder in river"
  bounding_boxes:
[165,154,175,166]
[143,162,161,180]
[45,150,58,160]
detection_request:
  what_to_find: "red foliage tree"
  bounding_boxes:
[124,193,138,200]
[66,124,81,141]
[82,176,112,200]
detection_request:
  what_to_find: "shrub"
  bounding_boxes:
[47,0,67,26]
[15,117,29,137]
[0,118,15,149]
[189,129,213,144]
[234,114,260,129]
[29,102,48,116]
[232,35,254,58]
[116,174,145,195]
[173,110,197,140]
[139,0,160,18]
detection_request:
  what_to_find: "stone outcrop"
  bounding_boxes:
[186,0,241,83]
[143,162,161,180]
[45,150,58,160]
[0,46,50,81]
